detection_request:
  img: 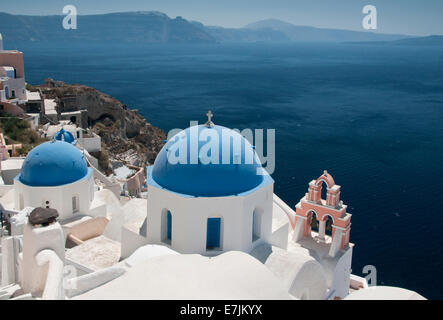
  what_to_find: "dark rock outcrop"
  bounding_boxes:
[0,11,216,44]
[37,79,166,168]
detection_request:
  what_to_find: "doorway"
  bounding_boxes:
[206,217,221,250]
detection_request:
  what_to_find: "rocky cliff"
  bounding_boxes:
[0,11,216,43]
[0,11,409,45]
[36,79,166,169]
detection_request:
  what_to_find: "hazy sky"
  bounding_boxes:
[1,0,442,36]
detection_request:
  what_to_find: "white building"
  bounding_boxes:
[43,99,58,123]
[43,123,101,153]
[0,33,27,102]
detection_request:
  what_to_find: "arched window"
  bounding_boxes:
[167,211,172,240]
[72,195,79,213]
[252,209,263,242]
[316,179,329,203]
[318,214,334,239]
[325,215,334,236]
[309,211,319,232]
[161,209,172,244]
[321,183,328,202]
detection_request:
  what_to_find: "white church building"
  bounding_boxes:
[137,116,356,299]
[13,140,94,218]
[145,122,275,255]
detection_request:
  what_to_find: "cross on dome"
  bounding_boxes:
[53,127,76,144]
[205,110,215,127]
[52,126,64,142]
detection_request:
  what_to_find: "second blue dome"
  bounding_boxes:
[18,140,89,187]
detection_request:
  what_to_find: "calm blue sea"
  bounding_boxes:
[13,41,443,299]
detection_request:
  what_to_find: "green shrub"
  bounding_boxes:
[0,117,47,155]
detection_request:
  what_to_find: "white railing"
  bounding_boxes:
[35,249,64,300]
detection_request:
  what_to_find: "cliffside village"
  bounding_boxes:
[0,33,149,198]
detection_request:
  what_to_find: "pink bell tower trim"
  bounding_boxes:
[293,171,352,256]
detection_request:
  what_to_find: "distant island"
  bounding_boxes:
[0,11,422,44]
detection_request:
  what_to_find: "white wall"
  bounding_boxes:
[79,135,101,153]
[242,184,274,252]
[121,226,150,259]
[0,184,14,196]
[25,114,40,130]
[146,183,274,255]
[13,170,94,221]
[331,246,353,299]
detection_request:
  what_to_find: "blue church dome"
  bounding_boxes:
[54,128,76,144]
[18,140,89,187]
[150,124,269,197]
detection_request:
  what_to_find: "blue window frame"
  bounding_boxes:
[206,217,221,249]
[167,211,172,240]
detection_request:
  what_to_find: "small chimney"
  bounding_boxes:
[29,207,59,227]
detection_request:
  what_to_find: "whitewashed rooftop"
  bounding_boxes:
[44,99,57,115]
[74,251,292,300]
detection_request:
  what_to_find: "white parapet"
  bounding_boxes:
[22,221,65,296]
[65,266,127,298]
